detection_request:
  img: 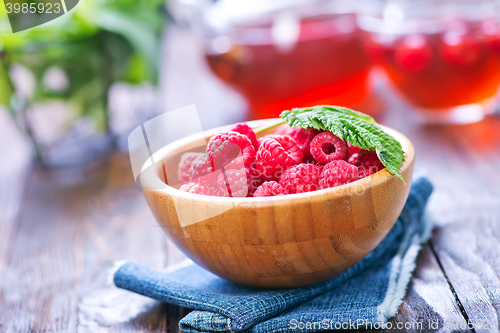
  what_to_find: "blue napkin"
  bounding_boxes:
[114,176,433,333]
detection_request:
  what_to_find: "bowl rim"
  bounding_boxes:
[140,119,414,203]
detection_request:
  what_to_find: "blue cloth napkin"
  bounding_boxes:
[114,176,433,333]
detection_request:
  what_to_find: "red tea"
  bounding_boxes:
[364,21,500,109]
[205,14,371,119]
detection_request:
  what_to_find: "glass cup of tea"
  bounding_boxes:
[358,0,500,124]
[201,0,372,119]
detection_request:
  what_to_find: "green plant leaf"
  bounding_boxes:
[92,9,160,77]
[280,105,406,182]
[0,0,166,133]
[0,60,13,106]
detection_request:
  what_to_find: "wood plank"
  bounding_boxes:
[0,153,178,332]
[413,113,500,332]
[0,110,31,264]
[386,244,471,333]
[0,110,31,329]
[431,210,500,333]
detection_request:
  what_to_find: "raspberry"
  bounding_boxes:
[178,152,205,183]
[189,154,214,180]
[319,160,359,189]
[256,134,277,147]
[253,181,288,197]
[229,123,258,149]
[246,162,263,197]
[365,33,397,61]
[347,143,369,164]
[481,20,500,52]
[348,143,361,157]
[255,135,303,181]
[395,34,432,73]
[217,168,249,197]
[356,151,385,178]
[279,163,321,194]
[440,32,481,67]
[208,131,255,169]
[310,132,348,164]
[179,182,218,196]
[347,153,359,165]
[286,127,320,163]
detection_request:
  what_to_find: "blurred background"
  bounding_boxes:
[2,0,500,168]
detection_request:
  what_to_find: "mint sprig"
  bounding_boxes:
[280,105,406,182]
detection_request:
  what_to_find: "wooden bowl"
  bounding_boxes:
[140,119,415,289]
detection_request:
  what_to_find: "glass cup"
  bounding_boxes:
[201,0,372,119]
[358,0,500,124]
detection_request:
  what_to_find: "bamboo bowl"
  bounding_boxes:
[140,119,415,289]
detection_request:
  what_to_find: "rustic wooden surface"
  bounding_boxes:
[1,25,500,332]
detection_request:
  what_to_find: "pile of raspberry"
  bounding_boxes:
[177,123,385,197]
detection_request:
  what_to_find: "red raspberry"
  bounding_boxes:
[356,151,385,178]
[179,182,218,196]
[440,32,481,67]
[395,34,432,73]
[229,123,258,149]
[274,124,292,135]
[347,143,369,164]
[256,134,277,147]
[319,160,359,189]
[481,20,500,52]
[246,162,263,197]
[189,154,214,180]
[208,131,255,169]
[217,168,249,197]
[347,153,359,165]
[310,132,348,164]
[255,135,303,181]
[279,163,321,194]
[364,33,397,61]
[253,181,288,197]
[286,127,320,163]
[347,143,361,157]
[178,152,205,183]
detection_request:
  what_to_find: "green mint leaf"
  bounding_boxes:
[280,105,406,183]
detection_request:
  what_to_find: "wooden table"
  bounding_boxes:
[2,26,500,332]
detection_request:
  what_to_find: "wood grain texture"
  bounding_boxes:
[141,121,414,288]
[430,210,500,333]
[382,245,471,333]
[0,112,31,261]
[0,153,179,332]
[0,111,32,330]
